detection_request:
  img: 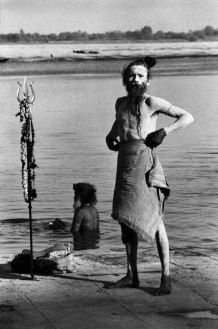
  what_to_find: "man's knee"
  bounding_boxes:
[156,220,166,235]
[156,220,169,245]
[121,222,137,244]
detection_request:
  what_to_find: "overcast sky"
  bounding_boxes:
[1,0,218,35]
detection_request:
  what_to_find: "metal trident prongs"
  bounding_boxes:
[16,77,35,121]
[16,76,37,280]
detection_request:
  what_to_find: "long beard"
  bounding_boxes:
[126,82,147,102]
[126,83,147,137]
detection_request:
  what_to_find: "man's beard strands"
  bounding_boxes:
[126,83,147,99]
[126,83,147,138]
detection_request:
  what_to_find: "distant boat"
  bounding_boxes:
[73,50,98,54]
[0,57,9,63]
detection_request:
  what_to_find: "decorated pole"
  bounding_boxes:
[16,78,37,279]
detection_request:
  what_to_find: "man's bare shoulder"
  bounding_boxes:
[115,96,127,111]
[79,205,99,215]
[145,95,171,112]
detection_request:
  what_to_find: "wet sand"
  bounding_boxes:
[0,248,218,328]
[1,55,218,77]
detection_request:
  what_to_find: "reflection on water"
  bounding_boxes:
[45,218,100,251]
[1,218,100,253]
[73,230,100,251]
[0,74,218,257]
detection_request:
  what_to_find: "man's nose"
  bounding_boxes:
[133,75,139,82]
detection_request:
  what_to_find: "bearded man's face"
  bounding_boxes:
[125,65,149,100]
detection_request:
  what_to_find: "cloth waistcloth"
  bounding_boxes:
[112,140,170,242]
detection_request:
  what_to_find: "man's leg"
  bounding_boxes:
[155,220,172,295]
[107,223,139,288]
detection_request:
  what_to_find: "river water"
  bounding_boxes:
[0,72,218,258]
[1,41,218,59]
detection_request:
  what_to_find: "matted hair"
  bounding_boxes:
[73,183,97,206]
[122,56,156,86]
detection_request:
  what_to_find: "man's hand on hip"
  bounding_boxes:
[106,136,120,152]
[144,128,167,148]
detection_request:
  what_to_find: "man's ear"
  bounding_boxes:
[147,80,150,86]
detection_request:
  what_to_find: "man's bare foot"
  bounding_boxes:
[156,274,172,296]
[105,275,139,289]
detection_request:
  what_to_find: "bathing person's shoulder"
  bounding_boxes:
[78,205,99,230]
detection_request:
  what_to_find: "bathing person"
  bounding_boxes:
[48,218,68,230]
[106,56,194,295]
[70,183,99,233]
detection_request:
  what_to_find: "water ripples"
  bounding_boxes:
[0,74,218,257]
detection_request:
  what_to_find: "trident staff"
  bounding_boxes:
[16,77,37,279]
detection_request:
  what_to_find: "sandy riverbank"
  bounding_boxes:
[0,248,218,328]
[1,55,218,77]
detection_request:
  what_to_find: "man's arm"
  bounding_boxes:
[106,121,120,151]
[160,104,194,135]
[70,209,83,233]
[106,99,121,151]
[106,120,119,140]
[145,97,194,148]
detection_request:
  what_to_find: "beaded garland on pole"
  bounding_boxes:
[16,78,38,203]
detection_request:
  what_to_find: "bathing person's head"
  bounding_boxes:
[73,183,97,210]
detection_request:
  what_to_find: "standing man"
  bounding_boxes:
[106,57,194,295]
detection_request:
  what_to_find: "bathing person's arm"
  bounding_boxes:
[70,210,83,233]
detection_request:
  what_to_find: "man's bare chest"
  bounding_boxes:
[117,101,152,128]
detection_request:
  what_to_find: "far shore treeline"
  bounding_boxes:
[1,25,218,43]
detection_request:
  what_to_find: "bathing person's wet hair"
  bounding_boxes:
[73,183,97,206]
[122,56,156,86]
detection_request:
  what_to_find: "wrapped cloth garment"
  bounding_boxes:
[112,140,170,242]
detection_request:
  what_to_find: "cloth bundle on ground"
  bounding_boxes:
[10,243,76,274]
[112,140,170,242]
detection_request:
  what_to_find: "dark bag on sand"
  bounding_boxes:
[10,254,33,274]
[10,253,57,274]
[10,243,76,274]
